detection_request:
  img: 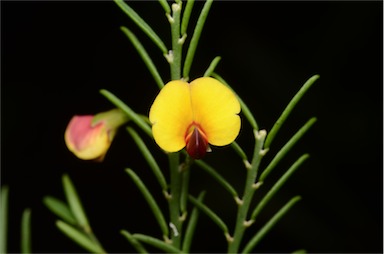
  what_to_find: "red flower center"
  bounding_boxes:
[185,123,209,159]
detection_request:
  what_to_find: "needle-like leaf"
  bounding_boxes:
[62,174,89,230]
[126,169,169,237]
[56,220,104,253]
[264,75,319,148]
[133,234,181,253]
[114,0,168,53]
[120,26,164,89]
[21,209,32,253]
[43,196,76,225]
[242,196,302,253]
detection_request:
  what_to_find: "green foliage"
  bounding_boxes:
[40,0,318,253]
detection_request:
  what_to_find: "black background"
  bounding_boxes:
[2,1,383,253]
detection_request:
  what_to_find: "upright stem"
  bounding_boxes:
[168,153,182,248]
[167,1,186,249]
[227,130,267,253]
[169,2,183,80]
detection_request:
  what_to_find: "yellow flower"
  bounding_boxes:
[149,77,241,159]
[64,109,129,161]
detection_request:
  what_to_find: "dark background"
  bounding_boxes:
[2,1,382,253]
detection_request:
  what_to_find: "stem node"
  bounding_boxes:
[235,196,244,206]
[225,232,234,243]
[178,34,187,44]
[252,182,263,190]
[244,160,252,170]
[243,219,255,227]
[254,129,267,140]
[165,51,174,63]
[259,148,269,156]
[163,235,172,244]
[163,190,172,200]
[166,13,174,23]
[179,212,187,222]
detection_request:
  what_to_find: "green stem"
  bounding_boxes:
[180,156,193,213]
[228,130,267,253]
[169,2,183,80]
[168,153,182,248]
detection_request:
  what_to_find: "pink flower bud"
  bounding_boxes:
[64,109,129,162]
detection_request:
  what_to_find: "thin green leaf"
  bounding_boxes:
[183,0,213,79]
[120,26,164,89]
[114,0,168,53]
[188,194,229,234]
[180,166,191,214]
[56,220,103,253]
[21,209,31,253]
[120,230,148,254]
[211,72,259,130]
[158,0,170,14]
[181,0,195,35]
[133,234,181,253]
[259,117,316,182]
[125,169,169,237]
[43,196,76,225]
[194,159,238,198]
[264,75,320,148]
[0,186,9,254]
[100,89,152,137]
[182,191,205,253]
[231,141,250,167]
[203,56,221,77]
[126,127,167,191]
[179,156,193,213]
[242,196,302,254]
[62,174,89,229]
[251,154,309,220]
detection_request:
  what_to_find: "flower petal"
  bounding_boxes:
[190,77,241,146]
[149,80,193,152]
[64,116,111,160]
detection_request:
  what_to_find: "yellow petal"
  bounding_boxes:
[149,80,193,152]
[190,77,241,146]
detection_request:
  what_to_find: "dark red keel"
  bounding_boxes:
[186,127,209,159]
